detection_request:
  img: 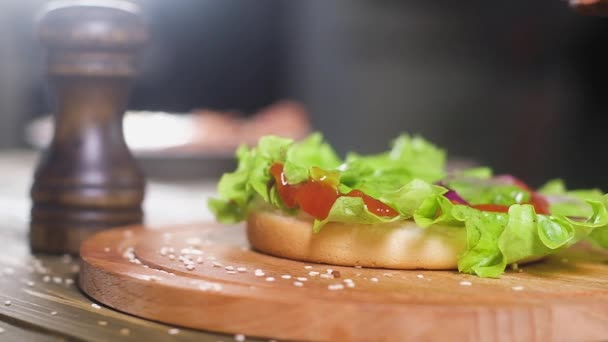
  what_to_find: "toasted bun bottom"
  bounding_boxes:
[247,210,468,269]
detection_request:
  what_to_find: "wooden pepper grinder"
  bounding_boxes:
[30,0,147,254]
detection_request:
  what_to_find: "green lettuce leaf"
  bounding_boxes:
[312,196,400,233]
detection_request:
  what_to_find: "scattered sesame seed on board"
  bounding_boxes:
[186,265,195,271]
[42,275,50,283]
[237,267,247,272]
[354,265,362,269]
[304,265,313,269]
[50,311,58,315]
[308,271,319,276]
[328,284,345,291]
[168,328,180,335]
[65,278,74,285]
[370,277,379,282]
[254,269,265,277]
[293,281,304,287]
[417,274,424,279]
[98,321,108,326]
[103,247,111,252]
[4,300,11,306]
[326,269,333,274]
[225,266,235,271]
[265,277,275,282]
[512,285,525,291]
[120,328,130,336]
[234,333,246,341]
[460,281,472,286]
[281,275,291,279]
[319,274,332,279]
[296,277,307,282]
[91,303,101,309]
[226,270,237,274]
[0,327,4,333]
[212,262,223,268]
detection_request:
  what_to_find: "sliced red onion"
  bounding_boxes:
[444,189,469,205]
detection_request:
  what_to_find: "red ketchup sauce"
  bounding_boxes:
[269,163,398,220]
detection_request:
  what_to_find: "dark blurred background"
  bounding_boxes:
[1,0,608,189]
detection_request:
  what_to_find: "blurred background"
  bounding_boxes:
[1,0,608,189]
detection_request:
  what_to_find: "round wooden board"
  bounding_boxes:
[79,223,608,342]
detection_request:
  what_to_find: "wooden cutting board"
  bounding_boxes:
[79,223,608,342]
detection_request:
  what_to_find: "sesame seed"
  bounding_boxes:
[65,278,74,285]
[225,266,235,271]
[42,275,50,283]
[296,277,307,282]
[308,271,319,276]
[370,277,379,282]
[0,327,4,333]
[103,247,111,252]
[320,274,332,279]
[91,303,101,309]
[304,266,313,269]
[417,274,424,279]
[168,328,180,335]
[343,278,354,283]
[459,281,472,286]
[98,321,108,326]
[169,255,175,260]
[50,311,58,315]
[265,277,275,282]
[206,256,217,261]
[120,328,130,336]
[186,265,195,270]
[512,285,525,291]
[383,273,393,277]
[61,254,72,263]
[234,334,246,341]
[254,269,265,277]
[281,275,291,279]
[293,281,304,287]
[197,257,204,264]
[237,267,247,273]
[226,270,237,274]
[4,300,11,306]
[53,277,63,284]
[345,282,356,288]
[328,284,344,291]
[326,269,333,274]
[212,262,223,268]
[354,265,362,269]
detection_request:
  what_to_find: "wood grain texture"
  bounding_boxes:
[0,152,245,341]
[80,223,608,342]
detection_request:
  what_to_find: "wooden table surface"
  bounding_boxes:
[0,151,262,342]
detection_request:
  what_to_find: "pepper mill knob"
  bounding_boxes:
[30,0,147,254]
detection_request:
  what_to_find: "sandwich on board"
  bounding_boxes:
[209,133,608,277]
